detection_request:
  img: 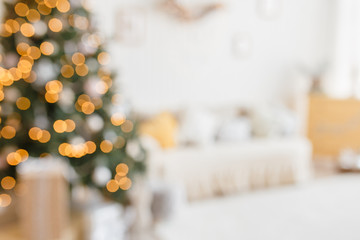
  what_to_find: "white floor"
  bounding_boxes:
[158,174,360,240]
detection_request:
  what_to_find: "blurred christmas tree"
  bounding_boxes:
[0,0,146,207]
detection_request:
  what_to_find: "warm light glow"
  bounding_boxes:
[56,0,71,13]
[9,68,22,81]
[114,136,126,149]
[27,46,41,60]
[116,163,129,176]
[15,3,29,17]
[27,9,41,22]
[75,64,89,76]
[16,97,31,110]
[72,52,85,65]
[58,143,70,156]
[106,180,119,193]
[29,127,41,140]
[48,18,63,32]
[61,65,74,78]
[1,126,16,139]
[85,141,96,154]
[7,152,21,166]
[111,113,126,126]
[38,130,51,143]
[1,176,16,190]
[0,194,12,208]
[46,80,63,94]
[20,23,35,37]
[24,71,37,83]
[121,120,134,133]
[98,52,111,65]
[16,149,29,162]
[38,3,52,15]
[17,59,33,73]
[44,0,58,8]
[118,177,132,190]
[45,92,59,103]
[64,119,76,132]
[100,140,113,153]
[53,120,67,133]
[95,81,109,95]
[81,102,95,114]
[40,41,55,55]
[5,19,20,33]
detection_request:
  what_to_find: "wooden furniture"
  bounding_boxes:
[307,94,360,158]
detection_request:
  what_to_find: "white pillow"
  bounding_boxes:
[178,108,218,146]
[217,118,252,142]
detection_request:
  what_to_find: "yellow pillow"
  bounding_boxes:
[139,112,178,149]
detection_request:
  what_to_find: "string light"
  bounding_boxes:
[27,46,42,60]
[45,92,59,103]
[0,194,12,208]
[15,3,29,17]
[20,23,35,37]
[121,120,134,133]
[100,140,113,153]
[56,0,71,13]
[16,97,31,110]
[116,163,129,177]
[111,113,126,126]
[48,18,63,32]
[1,177,16,190]
[61,65,74,78]
[38,3,52,15]
[27,9,41,22]
[1,126,16,139]
[44,0,58,8]
[72,52,85,65]
[106,180,119,193]
[98,52,110,65]
[40,41,55,55]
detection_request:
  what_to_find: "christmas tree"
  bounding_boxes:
[0,0,146,207]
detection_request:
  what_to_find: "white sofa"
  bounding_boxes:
[145,75,313,201]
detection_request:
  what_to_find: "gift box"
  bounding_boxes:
[17,158,70,240]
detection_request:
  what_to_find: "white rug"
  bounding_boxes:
[159,174,360,240]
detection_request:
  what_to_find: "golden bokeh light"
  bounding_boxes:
[27,9,41,22]
[38,3,52,15]
[64,119,76,132]
[1,176,16,190]
[16,97,31,110]
[17,59,33,73]
[20,23,35,37]
[53,120,67,133]
[44,0,58,8]
[58,143,69,156]
[72,52,85,65]
[95,81,109,95]
[61,65,74,78]
[85,141,96,154]
[100,140,113,153]
[81,102,95,115]
[45,92,59,103]
[111,113,126,126]
[56,0,71,13]
[16,149,29,162]
[9,68,22,81]
[114,136,126,149]
[15,3,29,17]
[38,130,51,143]
[1,126,16,139]
[46,80,63,94]
[40,41,55,55]
[29,127,41,140]
[75,64,88,76]
[116,163,129,177]
[5,19,20,33]
[24,71,37,83]
[121,120,134,133]
[106,180,119,193]
[48,18,63,32]
[27,46,41,60]
[118,177,132,190]
[0,194,12,208]
[7,152,21,166]
[0,91,4,102]
[98,52,110,65]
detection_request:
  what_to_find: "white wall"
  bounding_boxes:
[90,0,333,112]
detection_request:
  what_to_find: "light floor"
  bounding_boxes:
[158,173,360,240]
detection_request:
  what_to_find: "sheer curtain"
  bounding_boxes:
[323,0,360,98]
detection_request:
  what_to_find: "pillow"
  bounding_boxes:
[138,112,178,149]
[217,117,252,142]
[178,108,218,146]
